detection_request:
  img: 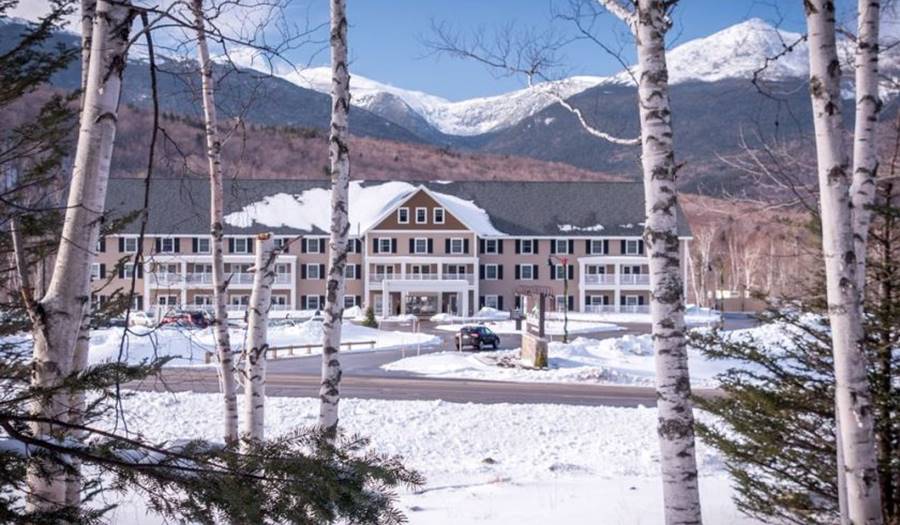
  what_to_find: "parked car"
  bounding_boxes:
[455,325,500,351]
[160,310,210,329]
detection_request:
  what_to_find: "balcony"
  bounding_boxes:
[620,274,650,285]
[584,274,616,285]
[584,304,649,314]
[147,272,182,286]
[584,304,616,313]
[369,273,475,285]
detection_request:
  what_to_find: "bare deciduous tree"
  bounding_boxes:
[242,233,275,444]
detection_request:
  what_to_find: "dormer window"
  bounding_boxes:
[397,207,409,224]
[433,207,445,224]
[415,207,427,224]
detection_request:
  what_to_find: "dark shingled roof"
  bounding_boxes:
[104,178,692,237]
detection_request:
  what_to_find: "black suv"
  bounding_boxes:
[455,326,500,351]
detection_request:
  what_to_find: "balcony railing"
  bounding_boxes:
[148,272,182,286]
[620,304,650,313]
[369,273,475,285]
[584,274,616,285]
[186,272,214,285]
[620,274,650,285]
[177,272,293,286]
[584,304,649,314]
[584,304,616,313]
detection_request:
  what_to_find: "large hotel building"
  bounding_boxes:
[90,178,692,317]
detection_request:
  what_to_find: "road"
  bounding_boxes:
[134,314,753,407]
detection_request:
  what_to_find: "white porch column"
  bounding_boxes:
[400,291,407,315]
[180,260,188,307]
[578,260,586,312]
[614,288,621,313]
[460,290,468,318]
[381,286,389,317]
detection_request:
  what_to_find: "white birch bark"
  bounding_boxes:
[26,0,132,512]
[849,0,881,295]
[318,0,350,439]
[804,1,883,522]
[597,1,703,523]
[191,0,239,446]
[242,234,275,445]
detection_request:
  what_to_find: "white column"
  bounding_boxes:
[578,260,586,312]
[380,285,389,317]
[180,260,188,307]
[400,291,407,315]
[682,239,689,305]
[461,290,468,318]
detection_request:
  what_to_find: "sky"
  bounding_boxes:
[8,0,852,101]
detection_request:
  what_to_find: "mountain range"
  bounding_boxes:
[4,16,899,196]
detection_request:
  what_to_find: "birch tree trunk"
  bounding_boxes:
[849,0,881,296]
[242,234,275,445]
[633,2,703,523]
[804,1,883,522]
[191,0,239,446]
[26,0,132,512]
[318,0,350,440]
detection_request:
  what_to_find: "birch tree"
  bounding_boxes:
[191,0,239,446]
[803,1,883,522]
[318,0,350,440]
[242,234,276,444]
[26,0,133,512]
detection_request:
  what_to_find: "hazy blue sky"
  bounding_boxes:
[300,0,813,100]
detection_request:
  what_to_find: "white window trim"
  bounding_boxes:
[415,207,427,224]
[123,237,138,253]
[91,263,101,280]
[484,239,498,254]
[589,239,604,255]
[306,263,321,280]
[304,238,320,254]
[343,295,357,308]
[519,264,534,280]
[433,207,445,224]
[196,237,211,254]
[484,295,499,309]
[413,237,429,254]
[520,239,534,254]
[449,237,464,254]
[485,264,499,280]
[272,295,288,305]
[625,239,641,255]
[554,239,569,254]
[344,264,356,279]
[378,237,393,254]
[233,237,249,254]
[397,207,410,224]
[555,264,567,280]
[160,237,176,253]
[624,294,641,306]
[305,295,321,310]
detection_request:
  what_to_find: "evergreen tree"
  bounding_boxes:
[362,305,379,328]
[693,185,899,525]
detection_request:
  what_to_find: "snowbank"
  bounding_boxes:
[556,306,721,326]
[430,306,511,323]
[100,392,754,525]
[433,319,621,336]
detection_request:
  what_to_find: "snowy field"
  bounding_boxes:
[71,319,439,367]
[383,323,782,387]
[554,307,722,326]
[100,392,758,525]
[433,319,621,336]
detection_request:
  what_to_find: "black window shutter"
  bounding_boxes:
[357,239,363,252]
[99,264,106,278]
[356,264,362,279]
[533,264,539,279]
[98,237,106,252]
[620,240,626,253]
[174,238,181,253]
[118,264,125,279]
[533,240,539,254]
[568,265,574,280]
[301,265,307,279]
[584,294,590,307]
[248,238,254,253]
[638,240,645,255]
[568,239,574,254]
[301,238,308,253]
[391,239,397,253]
[320,295,325,307]
[568,295,574,311]
[319,238,326,252]
[445,239,450,253]
[155,238,161,253]
[550,265,556,280]
[118,238,124,252]
[319,264,326,278]
[428,239,434,253]
[639,295,646,306]
[409,238,415,253]
[228,238,235,253]
[479,239,485,254]
[585,240,592,254]
[550,240,556,254]
[355,295,361,306]
[137,295,144,310]
[498,265,504,280]
[479,296,485,308]
[463,238,469,254]
[498,240,503,254]
[515,295,521,309]
[604,240,610,254]
[192,238,198,252]
[498,296,504,310]
[371,238,377,254]
[515,265,520,279]
[515,239,521,254]
[479,265,485,279]
[620,295,626,305]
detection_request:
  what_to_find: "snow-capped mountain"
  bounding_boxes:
[282,67,606,136]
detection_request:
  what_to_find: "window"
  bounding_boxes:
[343,295,357,308]
[449,238,464,254]
[519,264,534,280]
[485,264,499,280]
[304,238,320,253]
[378,238,393,254]
[306,264,321,280]
[305,295,321,310]
[484,239,499,254]
[397,207,409,224]
[433,207,445,224]
[413,238,428,254]
[554,239,569,254]
[122,237,138,253]
[274,237,287,250]
[272,295,288,307]
[589,239,605,255]
[196,237,211,253]
[555,295,567,311]
[160,237,176,253]
[91,263,101,280]
[344,264,356,279]
[520,239,534,254]
[484,295,499,309]
[194,295,212,306]
[625,239,641,255]
[554,264,567,280]
[230,295,249,306]
[123,263,136,278]
[158,295,178,306]
[275,263,290,281]
[233,238,249,254]
[415,207,427,224]
[625,295,641,306]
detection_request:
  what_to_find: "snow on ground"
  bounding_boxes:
[434,319,621,337]
[558,307,722,326]
[100,392,757,525]
[430,306,510,323]
[86,319,440,367]
[384,321,788,387]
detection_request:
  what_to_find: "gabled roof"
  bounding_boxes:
[103,178,692,237]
